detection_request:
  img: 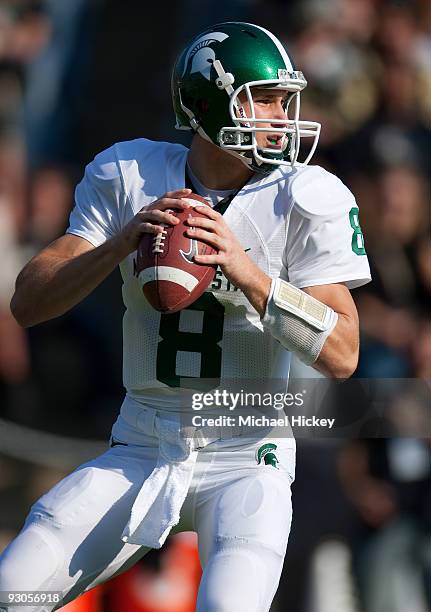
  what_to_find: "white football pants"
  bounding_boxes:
[0,413,295,612]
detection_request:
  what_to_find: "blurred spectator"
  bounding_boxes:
[412,319,431,378]
[355,164,431,377]
[338,437,431,612]
[332,54,431,176]
[26,164,75,247]
[23,0,99,168]
[0,183,29,384]
[264,0,381,161]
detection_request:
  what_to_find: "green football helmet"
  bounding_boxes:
[171,22,321,174]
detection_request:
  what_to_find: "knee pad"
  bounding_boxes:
[198,541,280,612]
[0,523,62,592]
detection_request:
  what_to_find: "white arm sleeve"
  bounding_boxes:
[285,167,371,289]
[67,145,126,247]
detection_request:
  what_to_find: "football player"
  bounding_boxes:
[0,22,370,612]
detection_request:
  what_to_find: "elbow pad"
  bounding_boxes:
[261,278,338,365]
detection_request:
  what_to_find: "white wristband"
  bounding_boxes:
[262,278,338,365]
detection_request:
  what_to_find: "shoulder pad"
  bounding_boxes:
[290,165,355,219]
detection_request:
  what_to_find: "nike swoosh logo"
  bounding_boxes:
[180,213,200,264]
[180,237,199,263]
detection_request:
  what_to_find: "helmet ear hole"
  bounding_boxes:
[196,99,210,115]
[181,92,200,119]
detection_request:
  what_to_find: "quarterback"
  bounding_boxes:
[0,22,370,612]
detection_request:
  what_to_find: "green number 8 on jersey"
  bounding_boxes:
[349,207,366,255]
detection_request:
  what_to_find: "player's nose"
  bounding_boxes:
[271,101,288,126]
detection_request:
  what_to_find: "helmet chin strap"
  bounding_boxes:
[195,127,274,176]
[227,146,278,175]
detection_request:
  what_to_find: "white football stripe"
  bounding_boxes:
[180,198,209,207]
[138,266,199,291]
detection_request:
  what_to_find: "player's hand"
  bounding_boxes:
[114,189,193,257]
[185,205,257,288]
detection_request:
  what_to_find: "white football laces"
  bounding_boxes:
[152,210,172,254]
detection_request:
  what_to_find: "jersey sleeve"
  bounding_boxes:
[285,167,371,289]
[67,145,125,247]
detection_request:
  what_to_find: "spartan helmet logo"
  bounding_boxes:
[182,32,229,81]
[256,443,279,469]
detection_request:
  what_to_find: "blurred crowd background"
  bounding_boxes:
[1,0,431,611]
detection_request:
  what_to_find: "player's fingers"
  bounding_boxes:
[146,197,192,212]
[194,253,222,265]
[187,227,223,250]
[139,222,165,235]
[185,217,219,233]
[193,205,222,221]
[139,209,179,225]
[164,188,192,199]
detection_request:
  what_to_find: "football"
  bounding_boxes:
[136,193,217,313]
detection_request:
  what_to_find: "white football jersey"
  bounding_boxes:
[67,138,371,410]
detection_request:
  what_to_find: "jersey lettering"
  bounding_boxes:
[210,268,240,292]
